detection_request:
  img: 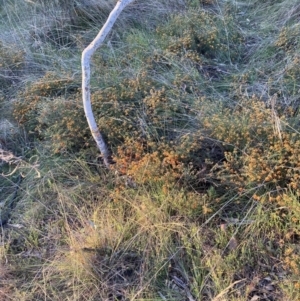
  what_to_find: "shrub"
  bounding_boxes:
[155,8,244,65]
[202,96,300,207]
[0,42,25,90]
[13,71,82,151]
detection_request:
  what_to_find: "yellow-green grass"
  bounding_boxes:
[0,0,300,300]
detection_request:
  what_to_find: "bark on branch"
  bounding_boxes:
[82,0,135,167]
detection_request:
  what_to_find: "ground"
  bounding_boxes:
[0,0,299,300]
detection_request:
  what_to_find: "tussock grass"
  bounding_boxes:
[0,0,300,300]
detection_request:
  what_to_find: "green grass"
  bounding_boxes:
[0,0,300,300]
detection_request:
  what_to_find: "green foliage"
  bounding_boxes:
[202,96,300,207]
[13,71,84,152]
[156,8,244,64]
[2,0,300,300]
[0,42,25,90]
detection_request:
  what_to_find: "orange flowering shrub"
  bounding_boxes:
[13,71,77,126]
[13,71,84,152]
[155,8,244,64]
[113,137,185,185]
[202,96,300,207]
[275,24,300,53]
[36,96,89,153]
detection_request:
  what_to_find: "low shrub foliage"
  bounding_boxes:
[2,0,300,300]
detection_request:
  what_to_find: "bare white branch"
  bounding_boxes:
[82,0,135,167]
